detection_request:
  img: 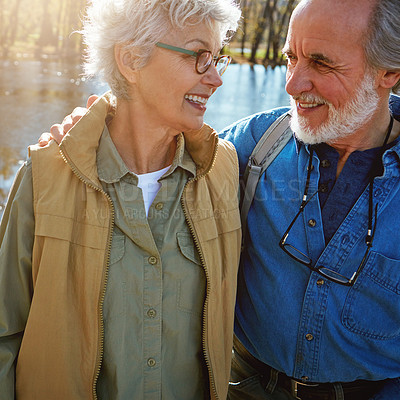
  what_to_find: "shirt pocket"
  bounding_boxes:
[109,227,126,265]
[341,251,400,340]
[177,232,201,265]
[176,232,205,316]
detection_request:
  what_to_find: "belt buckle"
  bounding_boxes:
[290,379,319,400]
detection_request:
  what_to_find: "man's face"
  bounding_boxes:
[283,0,378,143]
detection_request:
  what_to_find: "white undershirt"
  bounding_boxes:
[137,165,171,217]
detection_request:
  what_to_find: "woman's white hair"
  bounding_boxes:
[81,0,241,99]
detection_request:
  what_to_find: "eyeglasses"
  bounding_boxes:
[155,42,231,76]
[279,147,378,287]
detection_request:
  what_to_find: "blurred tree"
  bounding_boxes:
[263,0,297,67]
[0,0,298,65]
[0,0,87,60]
[238,0,253,57]
[38,1,56,48]
[235,0,300,67]
[0,0,24,58]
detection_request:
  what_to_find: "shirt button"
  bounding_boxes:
[321,159,331,168]
[308,219,316,227]
[155,202,164,210]
[147,308,157,318]
[301,376,310,382]
[305,333,314,341]
[147,358,156,367]
[316,278,325,286]
[148,256,157,265]
[319,183,329,193]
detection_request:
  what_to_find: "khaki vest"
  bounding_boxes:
[17,93,241,399]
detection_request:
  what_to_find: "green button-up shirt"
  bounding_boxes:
[96,128,207,399]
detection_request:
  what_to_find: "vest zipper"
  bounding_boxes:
[59,148,114,400]
[180,140,219,399]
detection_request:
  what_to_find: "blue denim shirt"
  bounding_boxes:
[220,95,400,398]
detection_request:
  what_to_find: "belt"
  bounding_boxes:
[233,336,385,400]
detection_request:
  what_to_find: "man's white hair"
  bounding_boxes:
[81,0,241,99]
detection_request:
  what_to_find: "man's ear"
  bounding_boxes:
[114,44,137,83]
[377,69,400,90]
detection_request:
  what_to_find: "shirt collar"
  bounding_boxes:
[162,133,197,179]
[96,127,196,184]
[97,125,130,183]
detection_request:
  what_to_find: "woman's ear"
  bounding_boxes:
[114,44,137,83]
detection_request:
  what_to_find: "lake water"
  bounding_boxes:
[0,60,290,217]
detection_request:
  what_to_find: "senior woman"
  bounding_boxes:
[0,0,241,399]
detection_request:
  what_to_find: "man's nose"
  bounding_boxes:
[285,63,313,97]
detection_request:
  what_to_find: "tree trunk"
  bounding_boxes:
[240,0,251,56]
[250,0,271,63]
[10,0,22,45]
[263,0,278,66]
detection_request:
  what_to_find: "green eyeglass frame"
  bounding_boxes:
[155,42,231,76]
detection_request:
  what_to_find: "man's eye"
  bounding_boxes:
[285,55,297,63]
[313,60,331,69]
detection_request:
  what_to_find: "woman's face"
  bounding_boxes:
[131,23,224,133]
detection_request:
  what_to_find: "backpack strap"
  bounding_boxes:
[240,111,292,247]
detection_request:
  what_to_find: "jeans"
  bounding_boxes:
[227,344,298,400]
[227,340,383,400]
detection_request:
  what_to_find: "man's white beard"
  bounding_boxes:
[289,73,380,145]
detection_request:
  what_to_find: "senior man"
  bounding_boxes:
[224,0,400,399]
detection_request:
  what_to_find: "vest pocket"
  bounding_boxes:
[35,213,108,249]
[194,207,241,243]
[341,251,400,339]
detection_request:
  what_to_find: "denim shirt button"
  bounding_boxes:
[301,376,310,382]
[305,333,314,341]
[321,159,331,168]
[374,188,383,197]
[316,278,325,286]
[319,183,329,193]
[308,219,317,227]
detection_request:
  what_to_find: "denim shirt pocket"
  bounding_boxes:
[342,251,400,340]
